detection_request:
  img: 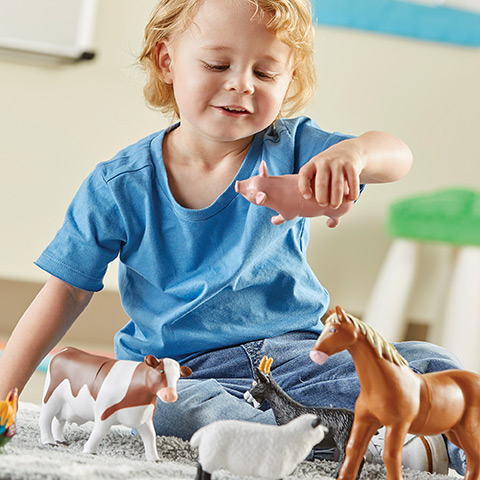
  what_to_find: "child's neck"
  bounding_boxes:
[162,127,253,210]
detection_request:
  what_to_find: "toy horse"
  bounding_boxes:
[0,388,18,451]
[235,161,354,226]
[310,305,480,480]
[245,356,361,479]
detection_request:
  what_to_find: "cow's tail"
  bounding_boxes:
[41,364,52,405]
[41,350,62,405]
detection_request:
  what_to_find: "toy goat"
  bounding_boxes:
[235,161,354,226]
[0,388,18,451]
[244,356,362,479]
[191,414,327,480]
[39,346,192,461]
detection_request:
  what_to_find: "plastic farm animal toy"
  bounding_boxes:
[310,306,480,480]
[39,347,192,461]
[244,356,361,479]
[190,414,327,480]
[0,388,18,451]
[235,161,354,226]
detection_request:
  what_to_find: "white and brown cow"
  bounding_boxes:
[39,347,191,461]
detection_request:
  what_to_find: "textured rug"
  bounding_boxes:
[0,403,459,480]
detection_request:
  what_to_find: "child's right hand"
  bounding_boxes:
[297,139,365,209]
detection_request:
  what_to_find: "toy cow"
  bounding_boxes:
[235,161,354,226]
[39,347,192,461]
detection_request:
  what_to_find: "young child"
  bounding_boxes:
[0,0,465,474]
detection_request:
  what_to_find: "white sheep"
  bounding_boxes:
[190,413,327,480]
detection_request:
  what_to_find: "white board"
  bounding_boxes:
[0,0,98,60]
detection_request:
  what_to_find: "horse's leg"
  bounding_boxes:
[445,430,461,450]
[333,424,365,480]
[338,413,380,480]
[383,423,411,480]
[449,428,480,480]
[463,448,480,480]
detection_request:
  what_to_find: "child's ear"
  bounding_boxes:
[156,41,173,84]
[289,69,296,88]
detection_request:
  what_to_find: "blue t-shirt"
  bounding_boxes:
[36,117,356,362]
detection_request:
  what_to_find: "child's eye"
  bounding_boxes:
[203,62,229,72]
[255,70,277,80]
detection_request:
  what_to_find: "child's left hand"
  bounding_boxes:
[298,138,365,209]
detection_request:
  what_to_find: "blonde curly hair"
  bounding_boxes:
[138,0,316,119]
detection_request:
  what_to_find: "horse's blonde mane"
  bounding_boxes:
[325,311,408,367]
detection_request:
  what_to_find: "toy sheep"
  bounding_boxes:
[190,414,327,480]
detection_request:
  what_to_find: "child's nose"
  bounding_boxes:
[225,71,254,94]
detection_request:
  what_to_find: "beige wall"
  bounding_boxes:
[2,2,479,336]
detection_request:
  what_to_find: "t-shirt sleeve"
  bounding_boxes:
[35,166,127,291]
[292,117,355,171]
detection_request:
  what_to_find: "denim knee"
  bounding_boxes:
[394,341,463,373]
[153,378,274,440]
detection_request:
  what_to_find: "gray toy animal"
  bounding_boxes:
[244,356,364,479]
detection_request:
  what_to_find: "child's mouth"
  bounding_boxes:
[218,106,250,115]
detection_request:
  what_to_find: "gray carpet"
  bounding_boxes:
[0,403,459,480]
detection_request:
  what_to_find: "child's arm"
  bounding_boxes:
[0,276,93,399]
[298,131,413,209]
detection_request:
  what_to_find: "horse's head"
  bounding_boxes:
[310,306,358,365]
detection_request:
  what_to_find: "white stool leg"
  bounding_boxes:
[440,246,480,373]
[363,239,419,341]
[427,245,457,345]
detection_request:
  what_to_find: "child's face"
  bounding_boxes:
[159,0,295,144]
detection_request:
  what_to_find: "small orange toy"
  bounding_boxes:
[310,306,480,480]
[0,388,18,450]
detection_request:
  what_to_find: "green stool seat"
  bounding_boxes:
[388,188,480,246]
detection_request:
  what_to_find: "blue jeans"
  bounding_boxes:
[152,331,466,475]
